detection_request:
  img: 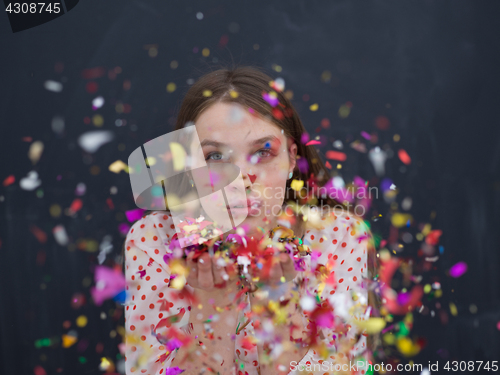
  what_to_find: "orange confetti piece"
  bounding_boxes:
[398,149,411,165]
[3,175,15,186]
[325,150,347,161]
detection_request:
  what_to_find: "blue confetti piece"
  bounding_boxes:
[113,290,126,304]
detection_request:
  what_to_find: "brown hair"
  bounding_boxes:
[174,64,337,206]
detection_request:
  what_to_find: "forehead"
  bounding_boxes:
[194,102,284,142]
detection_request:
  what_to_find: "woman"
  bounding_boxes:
[124,65,379,375]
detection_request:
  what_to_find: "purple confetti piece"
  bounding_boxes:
[165,367,185,375]
[449,261,467,278]
[125,208,146,222]
[262,92,279,107]
[361,131,371,140]
[301,133,310,144]
[118,223,131,235]
[297,158,309,174]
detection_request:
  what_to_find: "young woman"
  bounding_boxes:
[124,66,378,375]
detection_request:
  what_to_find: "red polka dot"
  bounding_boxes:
[130,325,136,331]
[141,237,145,242]
[163,215,168,220]
[133,255,137,261]
[353,276,357,281]
[347,267,353,271]
[131,229,134,233]
[159,293,164,298]
[140,315,145,320]
[156,268,162,273]
[149,304,155,309]
[333,227,338,231]
[151,285,157,291]
[341,242,347,247]
[146,276,150,281]
[153,236,158,241]
[319,238,324,243]
[332,239,337,244]
[154,249,159,254]
[339,278,344,283]
[140,224,145,228]
[170,224,175,229]
[346,216,350,220]
[159,223,163,228]
[137,285,141,290]
[141,335,146,341]
[310,235,315,240]
[333,255,338,260]
[141,295,146,300]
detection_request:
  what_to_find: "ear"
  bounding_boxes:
[287,137,297,173]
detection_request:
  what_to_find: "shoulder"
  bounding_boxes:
[125,210,177,248]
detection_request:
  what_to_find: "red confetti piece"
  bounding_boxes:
[398,149,411,165]
[325,161,332,169]
[375,115,390,130]
[70,198,83,213]
[325,150,347,161]
[30,225,47,243]
[3,175,15,186]
[22,136,33,142]
[34,365,47,375]
[106,198,114,210]
[81,67,105,80]
[425,229,442,245]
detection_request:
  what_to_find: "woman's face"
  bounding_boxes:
[193,101,297,237]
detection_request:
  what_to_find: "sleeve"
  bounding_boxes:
[291,211,370,373]
[124,211,191,375]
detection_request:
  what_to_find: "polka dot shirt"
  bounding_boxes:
[124,210,371,375]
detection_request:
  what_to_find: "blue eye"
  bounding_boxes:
[206,152,224,161]
[256,149,271,157]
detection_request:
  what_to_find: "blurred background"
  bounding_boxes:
[1,0,499,374]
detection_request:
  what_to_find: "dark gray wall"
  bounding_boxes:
[1,1,499,373]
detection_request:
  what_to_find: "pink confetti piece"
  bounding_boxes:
[449,261,467,278]
[90,266,126,306]
[305,140,321,146]
[301,133,310,144]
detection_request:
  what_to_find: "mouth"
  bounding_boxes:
[227,199,261,209]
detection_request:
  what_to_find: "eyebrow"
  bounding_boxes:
[200,135,280,148]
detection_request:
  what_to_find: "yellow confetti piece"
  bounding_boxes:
[169,259,189,277]
[449,302,458,316]
[29,140,44,165]
[76,315,87,327]
[229,90,239,98]
[338,104,351,118]
[290,179,304,191]
[422,223,432,236]
[383,333,395,345]
[99,357,111,371]
[309,103,319,111]
[169,142,186,171]
[170,276,186,290]
[391,213,413,228]
[202,89,213,97]
[166,82,176,93]
[108,160,128,174]
[92,114,104,127]
[396,337,420,356]
[352,317,386,334]
[424,284,432,293]
[49,204,61,218]
[61,334,77,348]
[202,48,210,57]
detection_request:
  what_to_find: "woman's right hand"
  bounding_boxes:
[185,251,240,303]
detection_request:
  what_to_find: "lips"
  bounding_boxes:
[228,199,260,209]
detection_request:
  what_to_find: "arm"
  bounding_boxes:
[124,215,189,374]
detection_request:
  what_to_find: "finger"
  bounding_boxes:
[212,255,225,285]
[279,252,297,282]
[197,253,214,289]
[186,253,198,286]
[268,259,283,285]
